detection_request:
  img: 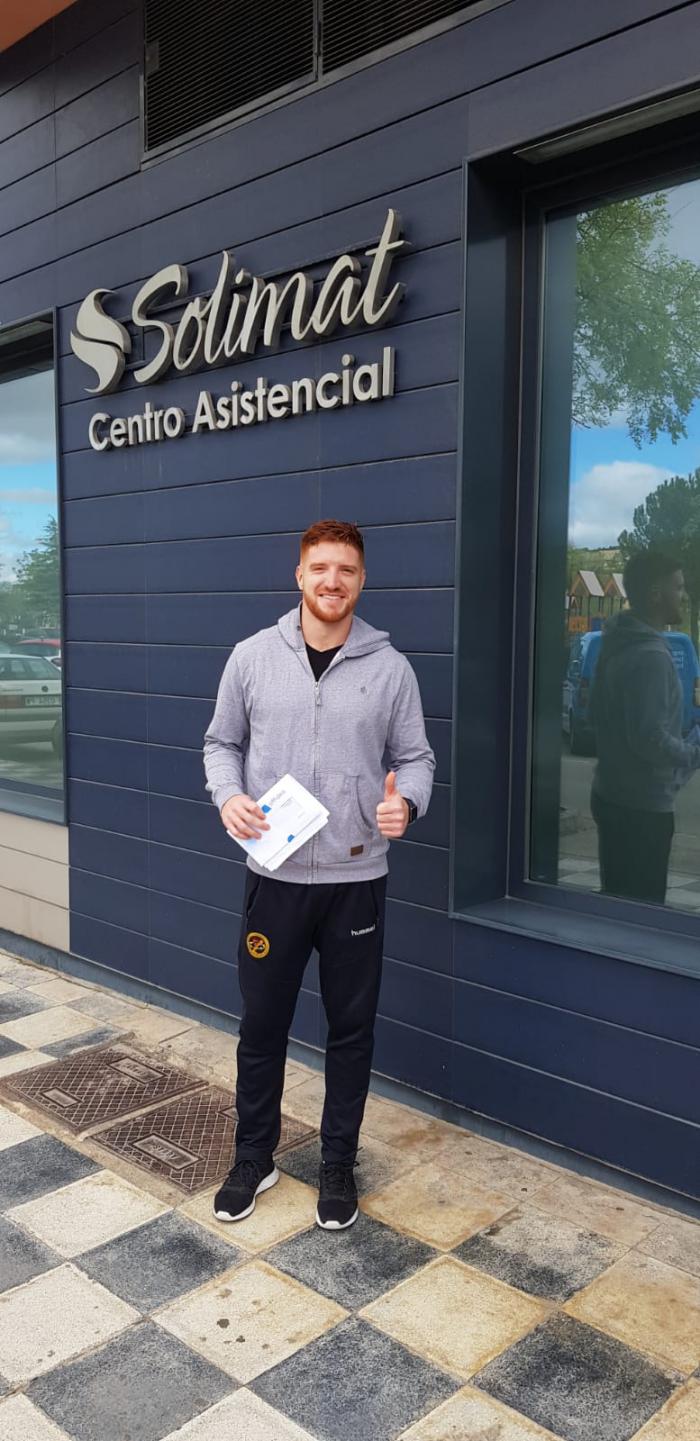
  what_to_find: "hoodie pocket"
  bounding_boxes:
[317,771,380,865]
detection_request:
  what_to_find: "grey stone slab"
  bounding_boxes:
[0,1134,99,1211]
[78,1212,243,1312]
[0,991,50,1022]
[455,1206,625,1301]
[27,1320,235,1441]
[0,965,43,989]
[0,1213,61,1292]
[267,1212,436,1310]
[43,1026,122,1058]
[253,1316,458,1441]
[473,1313,678,1441]
[0,1035,24,1059]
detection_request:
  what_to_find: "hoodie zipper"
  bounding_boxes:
[310,652,345,883]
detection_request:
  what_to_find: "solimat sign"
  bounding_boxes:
[70,210,406,452]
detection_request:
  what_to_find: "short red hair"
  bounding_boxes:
[300,519,364,562]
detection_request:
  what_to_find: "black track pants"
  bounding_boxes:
[234,868,387,1166]
[592,792,674,905]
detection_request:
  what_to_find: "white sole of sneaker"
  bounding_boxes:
[214,1166,279,1222]
[315,1205,359,1231]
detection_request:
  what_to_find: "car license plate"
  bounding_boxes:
[25,696,59,707]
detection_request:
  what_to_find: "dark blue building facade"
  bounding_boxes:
[1,0,698,1202]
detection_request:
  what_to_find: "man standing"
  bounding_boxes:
[203,519,435,1230]
[590,550,700,905]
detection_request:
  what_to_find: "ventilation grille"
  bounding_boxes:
[144,0,316,152]
[322,0,477,73]
[144,0,485,153]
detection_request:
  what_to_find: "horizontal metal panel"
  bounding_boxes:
[65,595,146,643]
[0,116,54,191]
[69,824,148,886]
[71,867,149,935]
[56,66,140,159]
[149,938,241,1012]
[70,912,149,978]
[451,1041,700,1198]
[453,920,700,1050]
[57,119,141,208]
[150,889,235,965]
[69,779,148,838]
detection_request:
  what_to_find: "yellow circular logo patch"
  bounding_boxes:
[246,931,270,958]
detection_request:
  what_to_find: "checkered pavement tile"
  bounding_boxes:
[78,1211,245,1312]
[0,992,49,1024]
[473,1313,678,1441]
[0,1214,61,1293]
[252,1315,458,1440]
[26,1322,235,1441]
[0,1135,99,1210]
[42,1026,122,1058]
[266,1211,437,1309]
[454,1204,625,1300]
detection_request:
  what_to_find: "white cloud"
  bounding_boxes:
[0,370,56,464]
[0,488,55,505]
[569,460,672,547]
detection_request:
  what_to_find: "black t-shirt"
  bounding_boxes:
[306,642,342,682]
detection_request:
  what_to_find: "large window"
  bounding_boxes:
[0,318,64,823]
[531,174,700,918]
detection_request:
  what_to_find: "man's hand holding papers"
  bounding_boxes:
[225,774,329,872]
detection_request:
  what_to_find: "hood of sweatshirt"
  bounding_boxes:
[597,610,669,658]
[277,603,392,659]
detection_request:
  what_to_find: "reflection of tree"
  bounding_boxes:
[618,472,700,648]
[575,194,700,445]
[13,516,60,632]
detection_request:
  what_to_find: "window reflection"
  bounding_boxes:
[532,176,700,913]
[0,321,63,820]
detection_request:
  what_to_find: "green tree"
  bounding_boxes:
[574,193,700,446]
[14,515,60,631]
[618,471,700,648]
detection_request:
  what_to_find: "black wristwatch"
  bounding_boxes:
[404,797,418,825]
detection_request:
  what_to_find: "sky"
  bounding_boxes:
[567,174,700,550]
[0,369,57,582]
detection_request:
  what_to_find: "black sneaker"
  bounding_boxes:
[316,1162,359,1230]
[213,1157,279,1222]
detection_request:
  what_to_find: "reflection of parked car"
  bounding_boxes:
[0,655,62,754]
[563,628,700,756]
[16,638,61,665]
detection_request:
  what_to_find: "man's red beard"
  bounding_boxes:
[302,590,357,624]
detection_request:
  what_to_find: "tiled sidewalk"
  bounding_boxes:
[0,948,698,1441]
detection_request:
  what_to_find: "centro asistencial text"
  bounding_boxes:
[71,210,406,451]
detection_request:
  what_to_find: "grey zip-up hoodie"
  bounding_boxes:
[590,611,700,811]
[203,604,435,883]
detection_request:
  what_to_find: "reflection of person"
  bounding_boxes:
[590,552,700,904]
[203,520,435,1230]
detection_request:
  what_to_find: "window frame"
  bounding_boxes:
[450,124,700,981]
[0,309,66,827]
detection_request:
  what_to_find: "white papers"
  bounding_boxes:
[228,773,328,872]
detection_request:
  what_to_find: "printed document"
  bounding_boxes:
[228,773,328,871]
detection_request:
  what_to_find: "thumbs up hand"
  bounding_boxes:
[376,770,410,838]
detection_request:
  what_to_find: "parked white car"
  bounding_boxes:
[0,655,62,753]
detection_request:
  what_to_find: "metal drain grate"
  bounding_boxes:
[0,1043,202,1132]
[92,1084,317,1194]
